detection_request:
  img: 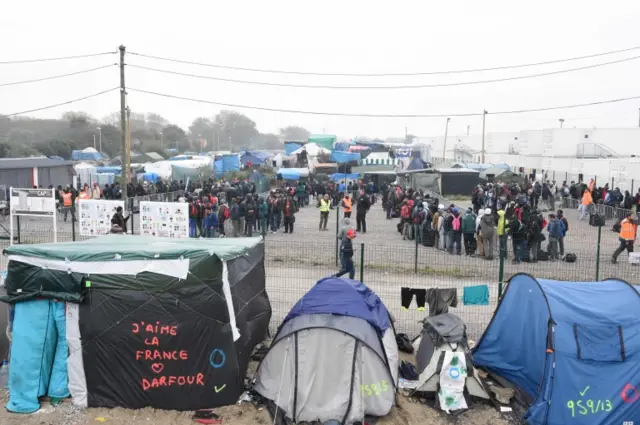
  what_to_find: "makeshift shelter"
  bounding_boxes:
[2,236,271,412]
[330,150,361,164]
[277,168,309,180]
[307,134,337,150]
[472,274,640,425]
[412,314,489,412]
[254,277,398,424]
[72,147,104,162]
[241,150,273,167]
[436,168,480,196]
[290,143,331,157]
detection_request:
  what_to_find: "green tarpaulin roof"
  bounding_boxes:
[307,134,337,150]
[4,235,262,262]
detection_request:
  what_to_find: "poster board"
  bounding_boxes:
[78,199,126,236]
[9,187,57,245]
[139,201,189,238]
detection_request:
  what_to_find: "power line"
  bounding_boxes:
[0,64,117,88]
[0,51,117,65]
[127,87,640,118]
[0,87,120,118]
[129,45,640,77]
[126,55,640,90]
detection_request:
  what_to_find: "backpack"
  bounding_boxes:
[452,215,461,231]
[223,206,230,219]
[189,203,197,217]
[564,253,577,263]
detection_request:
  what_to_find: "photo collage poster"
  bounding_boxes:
[139,201,189,238]
[79,200,125,236]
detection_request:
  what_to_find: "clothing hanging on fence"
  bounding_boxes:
[462,285,490,306]
[425,288,458,316]
[401,287,426,311]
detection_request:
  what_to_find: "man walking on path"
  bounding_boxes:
[612,213,637,264]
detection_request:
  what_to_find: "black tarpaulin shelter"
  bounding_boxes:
[2,236,271,411]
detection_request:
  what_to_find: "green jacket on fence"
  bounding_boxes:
[461,212,477,234]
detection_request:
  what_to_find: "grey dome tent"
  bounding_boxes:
[412,314,489,410]
[254,277,399,424]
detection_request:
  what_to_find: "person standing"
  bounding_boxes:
[461,208,477,255]
[341,194,353,219]
[557,209,569,257]
[356,191,371,233]
[496,209,510,259]
[335,229,356,279]
[611,213,637,264]
[230,198,242,237]
[480,208,495,260]
[412,204,426,245]
[111,206,130,234]
[258,198,268,236]
[283,196,297,234]
[579,188,593,221]
[317,194,331,231]
[546,213,564,260]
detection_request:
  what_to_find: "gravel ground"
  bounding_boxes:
[0,195,631,425]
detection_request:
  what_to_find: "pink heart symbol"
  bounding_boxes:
[151,363,164,374]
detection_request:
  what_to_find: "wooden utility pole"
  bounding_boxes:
[119,45,128,198]
[125,107,131,189]
[481,110,487,163]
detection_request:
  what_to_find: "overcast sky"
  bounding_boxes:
[2,0,640,140]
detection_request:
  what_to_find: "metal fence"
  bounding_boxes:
[1,190,638,341]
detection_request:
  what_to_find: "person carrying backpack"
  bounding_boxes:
[546,213,565,260]
[480,208,495,260]
[447,208,462,255]
[412,204,426,245]
[461,208,477,255]
[400,201,412,241]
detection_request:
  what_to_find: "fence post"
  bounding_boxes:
[565,172,568,182]
[16,216,20,244]
[632,179,635,194]
[552,171,555,182]
[129,197,135,235]
[595,225,602,281]
[335,202,340,267]
[359,243,365,282]
[71,213,76,241]
[612,177,615,189]
[414,231,419,274]
[498,236,505,299]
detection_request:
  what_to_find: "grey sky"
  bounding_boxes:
[2,0,640,140]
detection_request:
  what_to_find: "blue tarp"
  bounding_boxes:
[214,159,224,177]
[222,154,240,173]
[334,142,354,152]
[472,274,640,425]
[140,172,159,183]
[329,173,360,182]
[284,277,391,332]
[407,157,426,170]
[278,168,302,180]
[71,150,104,161]
[330,151,361,164]
[95,166,121,174]
[285,143,303,155]
[8,300,69,413]
[241,151,273,166]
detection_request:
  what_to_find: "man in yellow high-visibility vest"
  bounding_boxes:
[317,194,331,231]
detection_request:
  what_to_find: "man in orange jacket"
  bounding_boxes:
[578,188,592,221]
[612,213,637,264]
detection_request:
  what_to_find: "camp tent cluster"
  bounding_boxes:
[472,274,640,425]
[1,236,271,412]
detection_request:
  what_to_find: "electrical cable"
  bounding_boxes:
[127,87,640,118]
[0,64,117,88]
[126,54,640,90]
[0,87,120,118]
[128,45,640,77]
[0,51,116,65]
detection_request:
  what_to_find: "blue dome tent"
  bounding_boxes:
[254,277,399,424]
[472,274,640,425]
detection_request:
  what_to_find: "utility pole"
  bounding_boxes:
[125,107,131,189]
[442,117,451,160]
[466,125,470,136]
[119,45,128,198]
[481,110,487,164]
[93,134,96,150]
[559,118,565,128]
[97,126,102,153]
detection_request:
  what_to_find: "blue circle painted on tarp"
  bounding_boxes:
[449,367,460,379]
[209,349,226,368]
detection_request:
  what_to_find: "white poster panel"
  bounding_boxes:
[9,187,57,245]
[10,187,56,216]
[139,201,189,238]
[78,199,125,236]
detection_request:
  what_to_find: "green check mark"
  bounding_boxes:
[579,386,590,397]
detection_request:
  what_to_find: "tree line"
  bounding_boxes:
[0,109,312,159]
